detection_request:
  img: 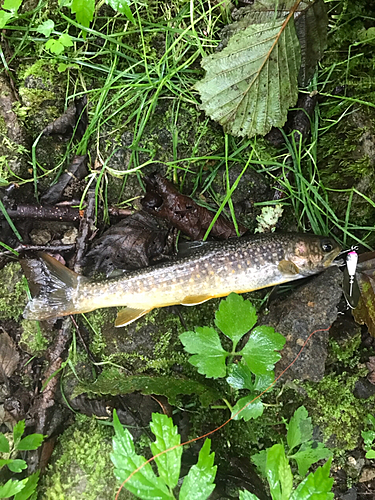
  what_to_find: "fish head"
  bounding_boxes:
[285,235,341,276]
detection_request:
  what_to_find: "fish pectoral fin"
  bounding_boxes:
[115,307,152,327]
[181,294,212,306]
[278,259,300,275]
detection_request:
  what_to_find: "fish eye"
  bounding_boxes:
[321,240,333,253]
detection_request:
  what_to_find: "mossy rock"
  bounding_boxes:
[0,262,27,321]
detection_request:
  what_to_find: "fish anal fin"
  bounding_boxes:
[115,307,152,327]
[278,259,300,275]
[181,294,212,306]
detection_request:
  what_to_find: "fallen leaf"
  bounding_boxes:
[42,95,88,140]
[141,174,247,240]
[353,252,375,337]
[0,329,19,378]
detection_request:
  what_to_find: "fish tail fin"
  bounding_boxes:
[21,253,86,321]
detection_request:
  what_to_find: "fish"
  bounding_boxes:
[22,233,341,328]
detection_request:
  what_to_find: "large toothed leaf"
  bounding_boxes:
[150,413,182,490]
[195,13,301,137]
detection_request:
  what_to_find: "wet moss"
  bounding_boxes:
[0,262,27,320]
[19,319,49,355]
[302,369,371,451]
[40,415,129,500]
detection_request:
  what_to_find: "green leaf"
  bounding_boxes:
[16,433,44,451]
[239,491,260,500]
[362,429,375,449]
[2,0,22,14]
[13,421,25,446]
[75,369,220,407]
[287,406,313,452]
[231,395,263,422]
[240,326,285,375]
[45,38,65,55]
[179,439,217,500]
[366,449,375,459]
[111,410,173,500]
[215,293,257,348]
[195,16,300,137]
[290,442,331,476]
[226,360,254,390]
[59,33,73,47]
[36,19,54,37]
[0,479,26,498]
[252,449,267,477]
[0,11,13,29]
[290,458,334,500]
[7,459,28,473]
[71,0,95,28]
[14,472,40,500]
[150,413,182,489]
[253,372,275,392]
[0,434,10,453]
[180,327,228,378]
[265,444,293,500]
[106,0,135,24]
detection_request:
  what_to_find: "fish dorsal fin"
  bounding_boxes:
[278,259,300,275]
[115,307,151,327]
[181,294,212,306]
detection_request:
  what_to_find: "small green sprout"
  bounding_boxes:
[361,413,375,459]
[0,420,44,499]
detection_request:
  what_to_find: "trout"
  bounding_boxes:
[22,233,341,327]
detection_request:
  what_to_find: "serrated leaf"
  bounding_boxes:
[215,293,257,348]
[13,421,25,446]
[239,491,260,500]
[7,459,27,473]
[290,458,334,500]
[290,442,331,476]
[295,0,328,86]
[111,410,173,500]
[240,326,285,376]
[0,479,26,498]
[75,369,220,407]
[14,471,40,500]
[71,0,95,28]
[150,413,182,489]
[0,11,13,29]
[180,327,228,378]
[366,449,375,459]
[231,394,263,421]
[195,15,300,137]
[0,434,10,453]
[226,360,254,390]
[265,444,293,500]
[179,439,217,500]
[16,433,44,451]
[2,0,22,13]
[106,0,135,24]
[36,19,54,37]
[287,406,312,451]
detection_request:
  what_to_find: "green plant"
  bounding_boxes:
[248,406,333,499]
[0,420,44,499]
[0,0,22,29]
[361,413,375,459]
[111,409,217,499]
[180,292,285,421]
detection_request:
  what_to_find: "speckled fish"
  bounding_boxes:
[22,233,341,327]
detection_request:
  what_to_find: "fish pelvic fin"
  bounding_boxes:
[115,307,152,327]
[21,253,87,321]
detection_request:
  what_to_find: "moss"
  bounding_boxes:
[302,369,371,450]
[19,319,49,355]
[40,415,130,500]
[0,262,27,320]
